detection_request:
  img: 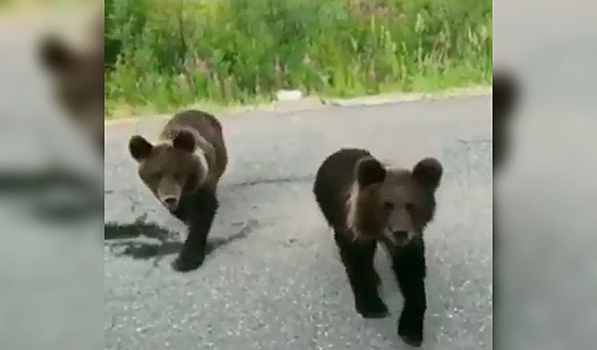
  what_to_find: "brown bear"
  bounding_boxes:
[312,148,443,347]
[128,110,228,272]
[38,19,104,155]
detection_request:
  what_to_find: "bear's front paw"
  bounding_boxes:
[397,309,424,347]
[355,296,389,319]
[171,252,205,272]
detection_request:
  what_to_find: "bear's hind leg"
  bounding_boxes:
[393,238,427,347]
[172,189,219,273]
[334,230,388,319]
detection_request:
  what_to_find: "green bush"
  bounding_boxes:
[105,0,492,117]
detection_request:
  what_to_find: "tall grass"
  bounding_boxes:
[105,0,492,117]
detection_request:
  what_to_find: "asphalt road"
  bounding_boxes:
[105,96,492,350]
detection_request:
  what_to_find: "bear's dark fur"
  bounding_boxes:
[128,110,228,272]
[312,148,443,347]
[493,69,519,170]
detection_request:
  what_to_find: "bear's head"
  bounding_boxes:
[38,35,104,153]
[39,36,103,116]
[128,130,209,213]
[347,156,443,250]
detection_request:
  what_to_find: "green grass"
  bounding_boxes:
[105,0,492,118]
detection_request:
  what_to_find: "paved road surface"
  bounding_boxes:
[105,96,492,350]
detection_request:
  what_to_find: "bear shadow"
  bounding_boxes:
[105,219,258,267]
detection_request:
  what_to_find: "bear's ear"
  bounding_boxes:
[38,36,76,74]
[356,157,386,188]
[412,158,443,190]
[172,130,196,152]
[128,135,153,162]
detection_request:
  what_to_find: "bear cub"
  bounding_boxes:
[128,110,228,272]
[312,148,442,347]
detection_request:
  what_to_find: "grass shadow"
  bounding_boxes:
[105,219,258,267]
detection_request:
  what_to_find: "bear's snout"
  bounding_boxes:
[393,230,408,242]
[162,196,179,211]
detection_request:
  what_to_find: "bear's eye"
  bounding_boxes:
[405,202,415,211]
[384,202,395,210]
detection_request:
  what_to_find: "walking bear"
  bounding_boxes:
[312,148,443,347]
[128,110,228,272]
